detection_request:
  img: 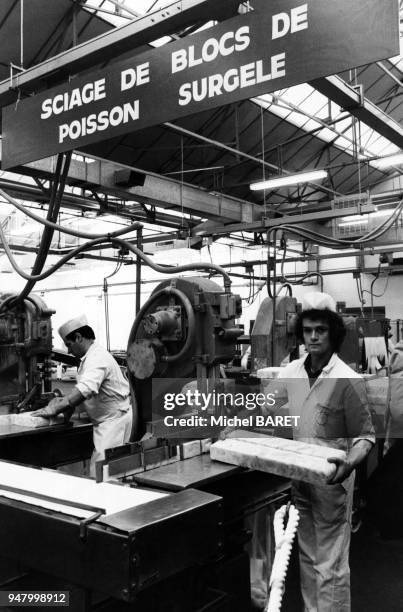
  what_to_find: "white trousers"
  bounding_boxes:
[292,473,355,612]
[90,410,132,477]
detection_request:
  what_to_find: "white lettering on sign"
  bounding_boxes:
[178,53,286,106]
[272,4,308,40]
[41,78,106,119]
[120,62,150,91]
[58,101,139,143]
[15,2,321,166]
[171,25,250,73]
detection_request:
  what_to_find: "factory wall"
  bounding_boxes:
[319,247,403,323]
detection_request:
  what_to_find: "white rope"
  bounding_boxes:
[265,504,300,612]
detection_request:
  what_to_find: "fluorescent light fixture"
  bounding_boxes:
[372,153,403,168]
[250,170,327,191]
[370,210,394,218]
[71,153,95,164]
[339,210,393,226]
[340,214,367,222]
[338,219,369,227]
[150,36,173,47]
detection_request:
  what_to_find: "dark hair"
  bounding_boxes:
[295,309,346,352]
[65,325,95,341]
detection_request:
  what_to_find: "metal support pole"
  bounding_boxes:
[377,61,403,89]
[136,227,142,315]
[271,230,277,366]
[20,0,24,68]
[72,4,78,47]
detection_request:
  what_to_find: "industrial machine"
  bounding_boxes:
[0,460,225,609]
[0,292,54,411]
[250,295,299,372]
[338,311,390,373]
[126,277,242,435]
[0,453,289,612]
[0,292,92,467]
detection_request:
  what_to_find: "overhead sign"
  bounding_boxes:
[1,0,399,169]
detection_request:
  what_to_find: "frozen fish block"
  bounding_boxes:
[210,435,346,485]
[0,413,65,429]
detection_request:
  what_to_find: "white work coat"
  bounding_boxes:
[75,343,132,473]
[275,352,375,451]
[273,352,375,612]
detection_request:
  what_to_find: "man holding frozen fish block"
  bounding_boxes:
[212,292,375,612]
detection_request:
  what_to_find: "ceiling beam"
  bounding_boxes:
[311,75,403,149]
[0,177,197,229]
[0,0,240,108]
[193,204,376,236]
[13,155,257,223]
[164,120,342,199]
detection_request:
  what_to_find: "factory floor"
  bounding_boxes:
[280,519,403,612]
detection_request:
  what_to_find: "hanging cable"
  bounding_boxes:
[241,280,266,304]
[0,186,143,240]
[281,270,324,290]
[360,264,391,318]
[103,255,123,351]
[17,151,72,302]
[104,278,111,352]
[0,233,111,284]
[277,232,324,290]
[246,266,256,304]
[369,273,390,299]
[265,199,403,250]
[355,273,365,316]
[266,230,274,298]
[276,283,293,296]
[279,233,288,282]
[262,204,401,301]
[0,226,233,314]
[369,263,381,318]
[110,237,232,291]
[207,243,213,264]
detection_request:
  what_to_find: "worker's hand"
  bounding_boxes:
[326,456,353,484]
[31,397,69,418]
[218,424,238,440]
[219,428,231,440]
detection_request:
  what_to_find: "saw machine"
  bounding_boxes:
[0,293,92,467]
[250,295,299,373]
[0,292,54,411]
[126,277,243,436]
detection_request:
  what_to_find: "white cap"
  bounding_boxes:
[58,314,89,342]
[301,292,336,313]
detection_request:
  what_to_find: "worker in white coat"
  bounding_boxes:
[32,314,133,477]
[274,293,375,612]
